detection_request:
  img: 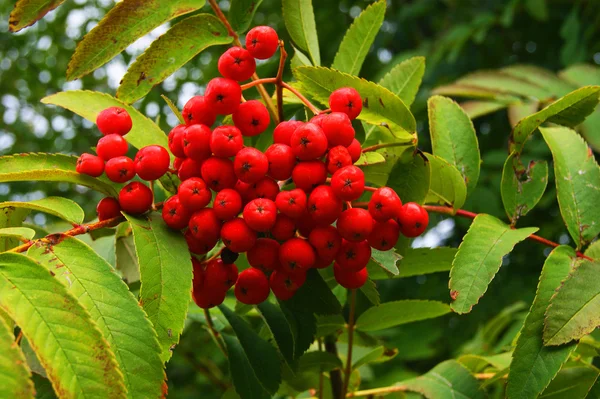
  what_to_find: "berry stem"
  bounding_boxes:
[240,78,277,90]
[342,289,357,398]
[361,140,415,153]
[203,308,228,357]
[275,40,288,122]
[281,81,321,115]
[362,186,377,193]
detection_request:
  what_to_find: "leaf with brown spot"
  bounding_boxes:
[0,314,34,398]
[9,0,65,32]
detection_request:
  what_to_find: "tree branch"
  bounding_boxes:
[341,289,357,398]
[325,335,343,399]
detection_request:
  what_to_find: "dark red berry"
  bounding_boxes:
[308,225,342,259]
[134,145,170,181]
[96,197,121,221]
[335,239,371,272]
[329,87,362,120]
[307,185,343,226]
[162,195,191,230]
[265,143,295,181]
[178,158,203,181]
[337,208,373,242]
[210,125,243,157]
[178,177,212,212]
[290,123,328,161]
[245,26,279,59]
[368,187,402,222]
[97,107,132,136]
[218,46,256,81]
[292,161,327,192]
[232,100,270,137]
[235,268,270,305]
[183,124,212,162]
[274,120,304,145]
[330,165,365,201]
[221,217,257,253]
[321,112,355,148]
[105,156,135,183]
[119,182,153,215]
[247,238,280,272]
[334,262,368,289]
[76,153,104,177]
[201,157,237,191]
[275,188,307,219]
[279,238,315,273]
[243,198,277,232]
[182,96,217,126]
[234,147,269,184]
[251,177,280,201]
[270,214,296,241]
[314,256,334,269]
[326,145,353,174]
[168,124,187,158]
[368,219,400,251]
[270,270,305,300]
[189,208,221,244]
[205,78,242,115]
[193,284,227,309]
[185,229,217,255]
[97,134,128,161]
[397,202,429,237]
[204,258,238,290]
[213,188,243,221]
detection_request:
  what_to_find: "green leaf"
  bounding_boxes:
[219,305,281,394]
[502,65,575,98]
[115,226,140,283]
[256,301,295,364]
[0,197,84,225]
[352,346,383,370]
[125,212,193,362]
[66,0,205,80]
[32,374,58,399]
[369,248,401,275]
[331,0,385,76]
[559,64,600,87]
[359,278,380,305]
[428,96,480,193]
[433,83,521,103]
[454,71,555,100]
[28,236,165,399]
[222,334,270,399]
[449,214,538,314]
[282,0,320,65]
[460,100,507,119]
[585,241,600,260]
[386,153,431,205]
[540,365,599,398]
[0,253,126,398]
[315,314,345,337]
[297,351,342,373]
[507,246,578,399]
[425,154,467,211]
[396,247,457,278]
[228,0,264,33]
[161,95,185,125]
[0,316,34,399]
[354,151,386,167]
[118,14,232,104]
[378,57,426,107]
[541,126,600,248]
[355,300,450,332]
[508,101,540,127]
[8,0,64,32]
[0,227,35,241]
[42,91,169,152]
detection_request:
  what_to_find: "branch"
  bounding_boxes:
[204,308,228,357]
[275,40,288,122]
[341,289,357,398]
[281,82,321,115]
[325,335,343,399]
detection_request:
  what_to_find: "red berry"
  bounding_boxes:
[270,214,296,241]
[178,158,203,181]
[188,208,221,243]
[290,123,328,161]
[245,26,279,59]
[247,238,280,272]
[234,180,254,204]
[173,157,184,171]
[310,113,328,127]
[279,238,315,273]
[234,147,269,184]
[326,145,353,174]
[264,144,295,180]
[97,107,132,136]
[307,185,343,226]
[329,87,362,120]
[168,124,187,158]
[96,197,121,221]
[221,218,257,253]
[235,268,270,305]
[76,153,104,177]
[162,195,191,230]
[183,124,212,161]
[337,208,373,242]
[205,258,238,290]
[193,284,227,309]
[210,125,243,157]
[134,145,170,181]
[368,187,402,222]
[178,177,212,212]
[251,177,280,201]
[218,46,256,81]
[368,219,400,251]
[397,202,429,237]
[97,134,128,161]
[105,156,135,183]
[201,157,237,191]
[232,100,270,137]
[321,112,355,148]
[347,139,362,163]
[185,229,217,255]
[275,188,307,219]
[334,262,368,289]
[274,121,304,145]
[292,161,327,192]
[182,96,217,127]
[330,165,365,201]
[119,182,153,215]
[270,270,305,300]
[205,78,242,115]
[309,225,342,259]
[243,198,277,232]
[213,188,243,221]
[335,239,371,272]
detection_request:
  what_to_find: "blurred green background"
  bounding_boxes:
[1,0,599,397]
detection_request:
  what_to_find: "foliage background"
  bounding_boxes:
[1,0,599,397]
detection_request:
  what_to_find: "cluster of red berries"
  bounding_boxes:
[75,25,430,309]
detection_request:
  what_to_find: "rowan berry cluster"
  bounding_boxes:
[76,25,429,309]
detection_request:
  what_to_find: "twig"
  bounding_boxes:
[275,40,287,122]
[361,140,415,153]
[325,335,343,399]
[204,308,227,357]
[282,82,321,114]
[342,289,357,398]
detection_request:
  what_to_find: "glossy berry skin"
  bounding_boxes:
[397,202,429,237]
[368,187,402,222]
[368,219,400,251]
[178,177,212,212]
[173,157,184,171]
[182,96,217,127]
[235,268,270,305]
[218,46,256,81]
[234,147,269,184]
[134,145,170,181]
[183,124,212,161]
[247,238,280,272]
[337,208,373,242]
[232,100,270,137]
[330,165,365,201]
[76,153,104,177]
[347,139,362,163]
[213,188,243,221]
[270,214,296,241]
[326,146,353,174]
[265,143,295,181]
[192,285,226,309]
[177,158,203,181]
[243,198,277,232]
[189,208,221,243]
[290,123,328,161]
[96,197,121,221]
[105,156,135,183]
[307,185,343,226]
[335,239,371,272]
[185,229,217,255]
[168,124,187,158]
[251,177,279,201]
[279,238,316,274]
[205,78,242,115]
[321,112,355,148]
[221,217,257,253]
[234,180,254,204]
[273,120,304,145]
[275,189,307,219]
[310,113,327,127]
[245,26,279,59]
[119,182,153,215]
[210,125,243,157]
[201,157,237,191]
[97,107,132,136]
[205,259,238,290]
[334,262,368,289]
[329,87,363,120]
[162,195,191,230]
[309,225,342,260]
[97,134,128,161]
[292,161,327,192]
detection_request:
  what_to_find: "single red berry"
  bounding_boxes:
[292,161,327,192]
[368,219,400,251]
[218,46,256,81]
[182,96,217,127]
[119,182,153,215]
[235,268,270,305]
[334,262,368,289]
[251,177,280,201]
[96,197,121,221]
[274,121,304,145]
[234,147,269,184]
[210,125,243,157]
[326,145,353,174]
[185,229,217,255]
[188,208,221,243]
[178,158,203,181]
[330,165,365,201]
[279,238,316,274]
[76,153,104,177]
[205,78,242,115]
[329,87,363,120]
[162,195,191,230]
[309,225,342,259]
[134,145,170,181]
[234,179,254,204]
[247,238,280,272]
[178,177,212,212]
[201,157,237,191]
[337,208,373,242]
[173,157,184,171]
[183,124,212,162]
[321,112,355,148]
[368,187,402,222]
[270,270,305,300]
[397,202,429,237]
[205,258,239,290]
[232,100,270,137]
[335,239,371,272]
[213,188,243,221]
[347,139,362,163]
[290,123,328,161]
[307,185,343,226]
[265,143,295,181]
[270,214,296,241]
[310,113,328,127]
[105,156,135,183]
[97,134,128,161]
[245,26,279,59]
[243,198,277,232]
[168,124,187,158]
[193,284,227,309]
[224,262,239,288]
[221,217,257,253]
[275,188,307,219]
[97,107,132,136]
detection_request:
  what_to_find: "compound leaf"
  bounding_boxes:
[282,0,320,65]
[355,300,450,332]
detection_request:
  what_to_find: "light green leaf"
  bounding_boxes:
[297,351,342,373]
[502,65,575,97]
[354,151,386,167]
[355,300,450,332]
[28,236,165,399]
[379,57,425,107]
[449,214,538,314]
[352,346,396,370]
[42,91,169,153]
[425,154,467,211]
[223,334,270,399]
[257,301,295,364]
[428,96,480,193]
[229,0,264,33]
[359,278,380,306]
[507,246,578,399]
[282,0,320,65]
[0,197,84,225]
[369,248,400,275]
[541,126,600,248]
[0,316,34,399]
[125,212,193,362]
[433,83,521,103]
[508,101,540,127]
[585,241,600,260]
[290,45,312,69]
[0,227,35,241]
[315,314,345,337]
[460,100,507,119]
[8,0,64,32]
[66,0,205,80]
[0,253,126,398]
[161,95,185,125]
[524,0,548,21]
[331,0,385,76]
[559,64,600,87]
[455,71,554,100]
[540,365,599,398]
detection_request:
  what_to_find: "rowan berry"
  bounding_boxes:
[221,217,257,253]
[251,177,280,201]
[275,188,307,219]
[235,268,270,305]
[308,225,342,259]
[96,197,121,221]
[182,96,217,127]
[168,124,187,158]
[234,180,254,204]
[329,87,363,120]
[177,158,203,181]
[134,145,170,181]
[290,123,328,161]
[347,138,362,163]
[162,195,191,230]
[291,161,327,192]
[247,238,280,272]
[178,177,212,212]
[218,46,256,81]
[183,124,212,161]
[273,120,304,145]
[368,219,400,251]
[330,165,365,201]
[335,239,371,272]
[279,238,316,273]
[105,156,135,183]
[270,213,296,242]
[213,188,243,221]
[243,198,277,232]
[76,153,104,177]
[265,143,295,180]
[185,229,217,255]
[326,145,353,174]
[307,185,343,226]
[205,78,242,115]
[97,107,132,136]
[337,208,373,242]
[232,100,270,137]
[173,157,184,171]
[201,157,237,191]
[119,182,153,215]
[188,208,221,244]
[234,147,269,184]
[193,284,226,309]
[310,113,328,127]
[96,134,128,161]
[333,262,368,289]
[368,187,402,222]
[205,259,239,290]
[245,26,279,59]
[397,202,429,237]
[321,112,355,148]
[270,270,304,300]
[210,125,243,157]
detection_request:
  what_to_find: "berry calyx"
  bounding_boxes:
[251,177,280,201]
[234,147,269,184]
[397,202,429,237]
[308,225,342,259]
[119,182,153,215]
[178,177,212,212]
[232,100,270,137]
[329,87,363,120]
[290,123,328,161]
[245,26,279,60]
[182,96,217,127]
[205,78,242,115]
[243,198,277,232]
[335,239,371,272]
[96,107,132,136]
[275,188,307,219]
[326,145,353,174]
[218,46,256,81]
[105,156,135,183]
[368,219,400,251]
[213,188,243,221]
[279,238,316,273]
[234,268,270,305]
[201,157,237,191]
[330,165,365,201]
[368,187,402,222]
[134,145,170,181]
[210,125,243,157]
[97,134,128,161]
[336,208,373,242]
[96,197,121,221]
[162,195,191,230]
